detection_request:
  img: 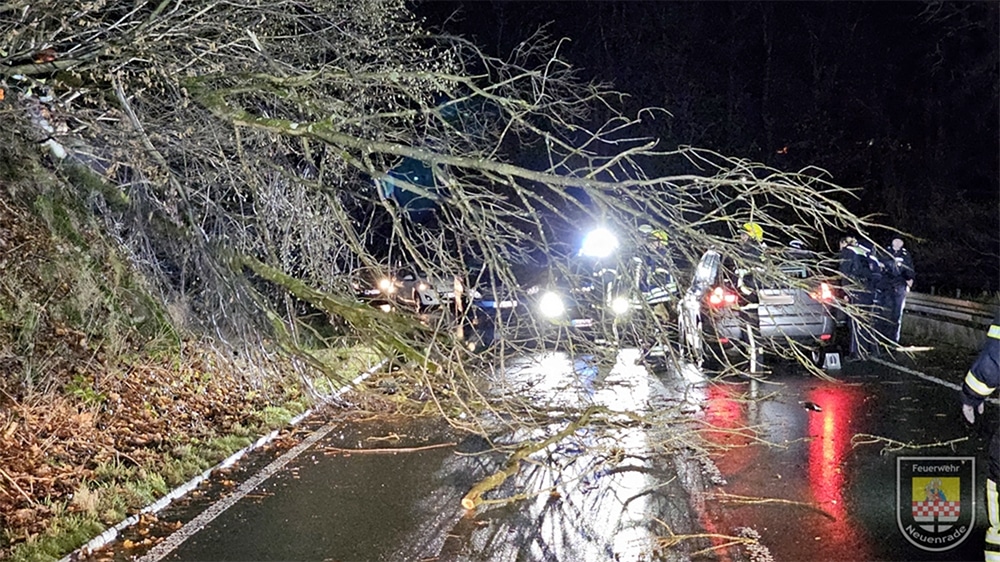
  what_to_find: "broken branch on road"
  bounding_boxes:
[322,442,457,455]
[850,433,969,455]
[460,405,607,510]
[706,490,836,521]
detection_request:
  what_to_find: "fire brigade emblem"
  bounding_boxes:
[896,456,975,551]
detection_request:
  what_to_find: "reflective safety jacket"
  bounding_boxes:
[963,309,1000,485]
[961,308,1000,408]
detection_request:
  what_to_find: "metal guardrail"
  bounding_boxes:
[905,291,995,327]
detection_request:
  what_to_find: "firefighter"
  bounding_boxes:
[959,307,1000,561]
[739,221,766,257]
[635,224,676,364]
[736,222,766,299]
[637,224,676,318]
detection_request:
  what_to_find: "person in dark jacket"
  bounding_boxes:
[959,307,1000,561]
[885,237,915,342]
[866,242,900,347]
[838,236,879,359]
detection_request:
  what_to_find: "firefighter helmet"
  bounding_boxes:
[741,222,764,242]
[639,224,669,244]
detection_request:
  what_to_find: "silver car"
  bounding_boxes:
[679,245,837,370]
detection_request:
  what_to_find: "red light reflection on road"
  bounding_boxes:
[702,384,756,476]
[700,380,873,560]
[703,384,744,434]
[806,384,869,553]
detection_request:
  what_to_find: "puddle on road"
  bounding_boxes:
[699,373,875,561]
[442,348,720,562]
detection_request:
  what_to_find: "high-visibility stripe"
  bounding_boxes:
[990,479,1000,529]
[989,324,1000,339]
[966,371,996,397]
[966,371,997,396]
[988,479,1000,561]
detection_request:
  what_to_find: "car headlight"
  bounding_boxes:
[538,291,566,318]
[580,227,619,259]
[610,296,630,316]
[378,278,394,293]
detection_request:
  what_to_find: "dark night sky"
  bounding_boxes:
[413,1,1000,293]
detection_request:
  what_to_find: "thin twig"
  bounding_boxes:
[0,467,38,506]
[322,442,457,455]
[851,433,969,455]
[707,490,836,520]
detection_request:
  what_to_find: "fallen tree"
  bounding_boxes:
[0,0,887,558]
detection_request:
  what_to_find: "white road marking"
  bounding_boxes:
[137,422,337,562]
[60,359,386,562]
[871,356,1000,405]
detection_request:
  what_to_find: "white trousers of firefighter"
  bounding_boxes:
[985,418,1000,561]
[987,478,1000,562]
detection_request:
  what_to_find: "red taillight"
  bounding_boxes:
[707,286,738,308]
[811,282,834,303]
[820,333,832,341]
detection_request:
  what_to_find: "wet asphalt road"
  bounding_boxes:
[698,348,994,562]
[77,342,994,562]
[132,349,713,562]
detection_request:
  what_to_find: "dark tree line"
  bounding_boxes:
[416,0,1000,294]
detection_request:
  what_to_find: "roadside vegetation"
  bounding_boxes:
[0,1,888,559]
[0,133,367,561]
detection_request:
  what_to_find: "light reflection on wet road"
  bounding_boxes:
[80,345,995,562]
[448,348,711,562]
[699,352,991,562]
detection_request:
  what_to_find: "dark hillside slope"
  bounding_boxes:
[0,128,310,562]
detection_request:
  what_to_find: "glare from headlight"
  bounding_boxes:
[610,296,630,315]
[538,291,566,318]
[580,227,619,259]
[378,278,394,293]
[417,283,428,291]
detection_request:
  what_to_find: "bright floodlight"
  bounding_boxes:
[580,228,619,259]
[610,296,630,316]
[538,291,566,318]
